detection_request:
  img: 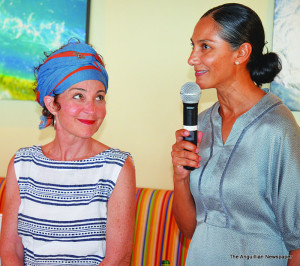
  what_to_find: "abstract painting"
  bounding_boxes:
[0,0,90,101]
[271,0,300,111]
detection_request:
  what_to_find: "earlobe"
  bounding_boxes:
[44,96,57,115]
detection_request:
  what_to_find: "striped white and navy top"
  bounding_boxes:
[14,145,132,265]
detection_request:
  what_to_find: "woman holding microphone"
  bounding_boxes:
[171,3,300,265]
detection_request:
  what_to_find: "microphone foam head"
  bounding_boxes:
[180,82,201,104]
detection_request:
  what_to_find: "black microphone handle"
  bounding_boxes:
[183,103,198,171]
[183,130,197,171]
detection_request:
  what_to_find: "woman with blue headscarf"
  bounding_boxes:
[0,40,136,265]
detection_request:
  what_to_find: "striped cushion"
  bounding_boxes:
[132,188,190,266]
[0,177,6,213]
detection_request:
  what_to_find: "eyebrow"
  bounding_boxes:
[191,38,214,44]
[69,88,105,93]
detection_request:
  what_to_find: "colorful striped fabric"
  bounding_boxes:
[132,188,190,266]
[0,177,6,213]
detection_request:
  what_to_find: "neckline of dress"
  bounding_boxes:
[35,145,113,162]
[212,93,281,145]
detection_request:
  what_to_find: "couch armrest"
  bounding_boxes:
[132,188,190,266]
[0,177,6,214]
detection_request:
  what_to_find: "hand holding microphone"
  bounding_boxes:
[171,82,202,175]
[180,82,201,171]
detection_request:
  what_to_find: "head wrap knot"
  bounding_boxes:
[36,41,109,129]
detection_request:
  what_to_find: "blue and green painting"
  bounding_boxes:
[0,0,88,100]
[271,0,300,111]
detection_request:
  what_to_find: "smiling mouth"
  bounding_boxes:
[195,70,208,76]
[78,119,96,125]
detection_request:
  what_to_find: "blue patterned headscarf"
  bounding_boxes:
[36,40,109,129]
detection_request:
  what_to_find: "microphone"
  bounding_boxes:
[180,82,201,171]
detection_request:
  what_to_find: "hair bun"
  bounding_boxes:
[248,52,282,86]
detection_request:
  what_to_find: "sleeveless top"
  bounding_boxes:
[14,145,132,265]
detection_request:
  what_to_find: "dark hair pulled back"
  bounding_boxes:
[202,3,281,86]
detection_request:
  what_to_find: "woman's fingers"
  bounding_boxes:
[174,129,198,152]
[172,149,201,168]
[171,129,202,176]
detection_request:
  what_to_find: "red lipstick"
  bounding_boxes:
[78,119,96,125]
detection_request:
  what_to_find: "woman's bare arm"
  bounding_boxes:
[100,156,136,265]
[171,129,202,238]
[0,156,24,265]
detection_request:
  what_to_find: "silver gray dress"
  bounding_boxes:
[186,93,300,266]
